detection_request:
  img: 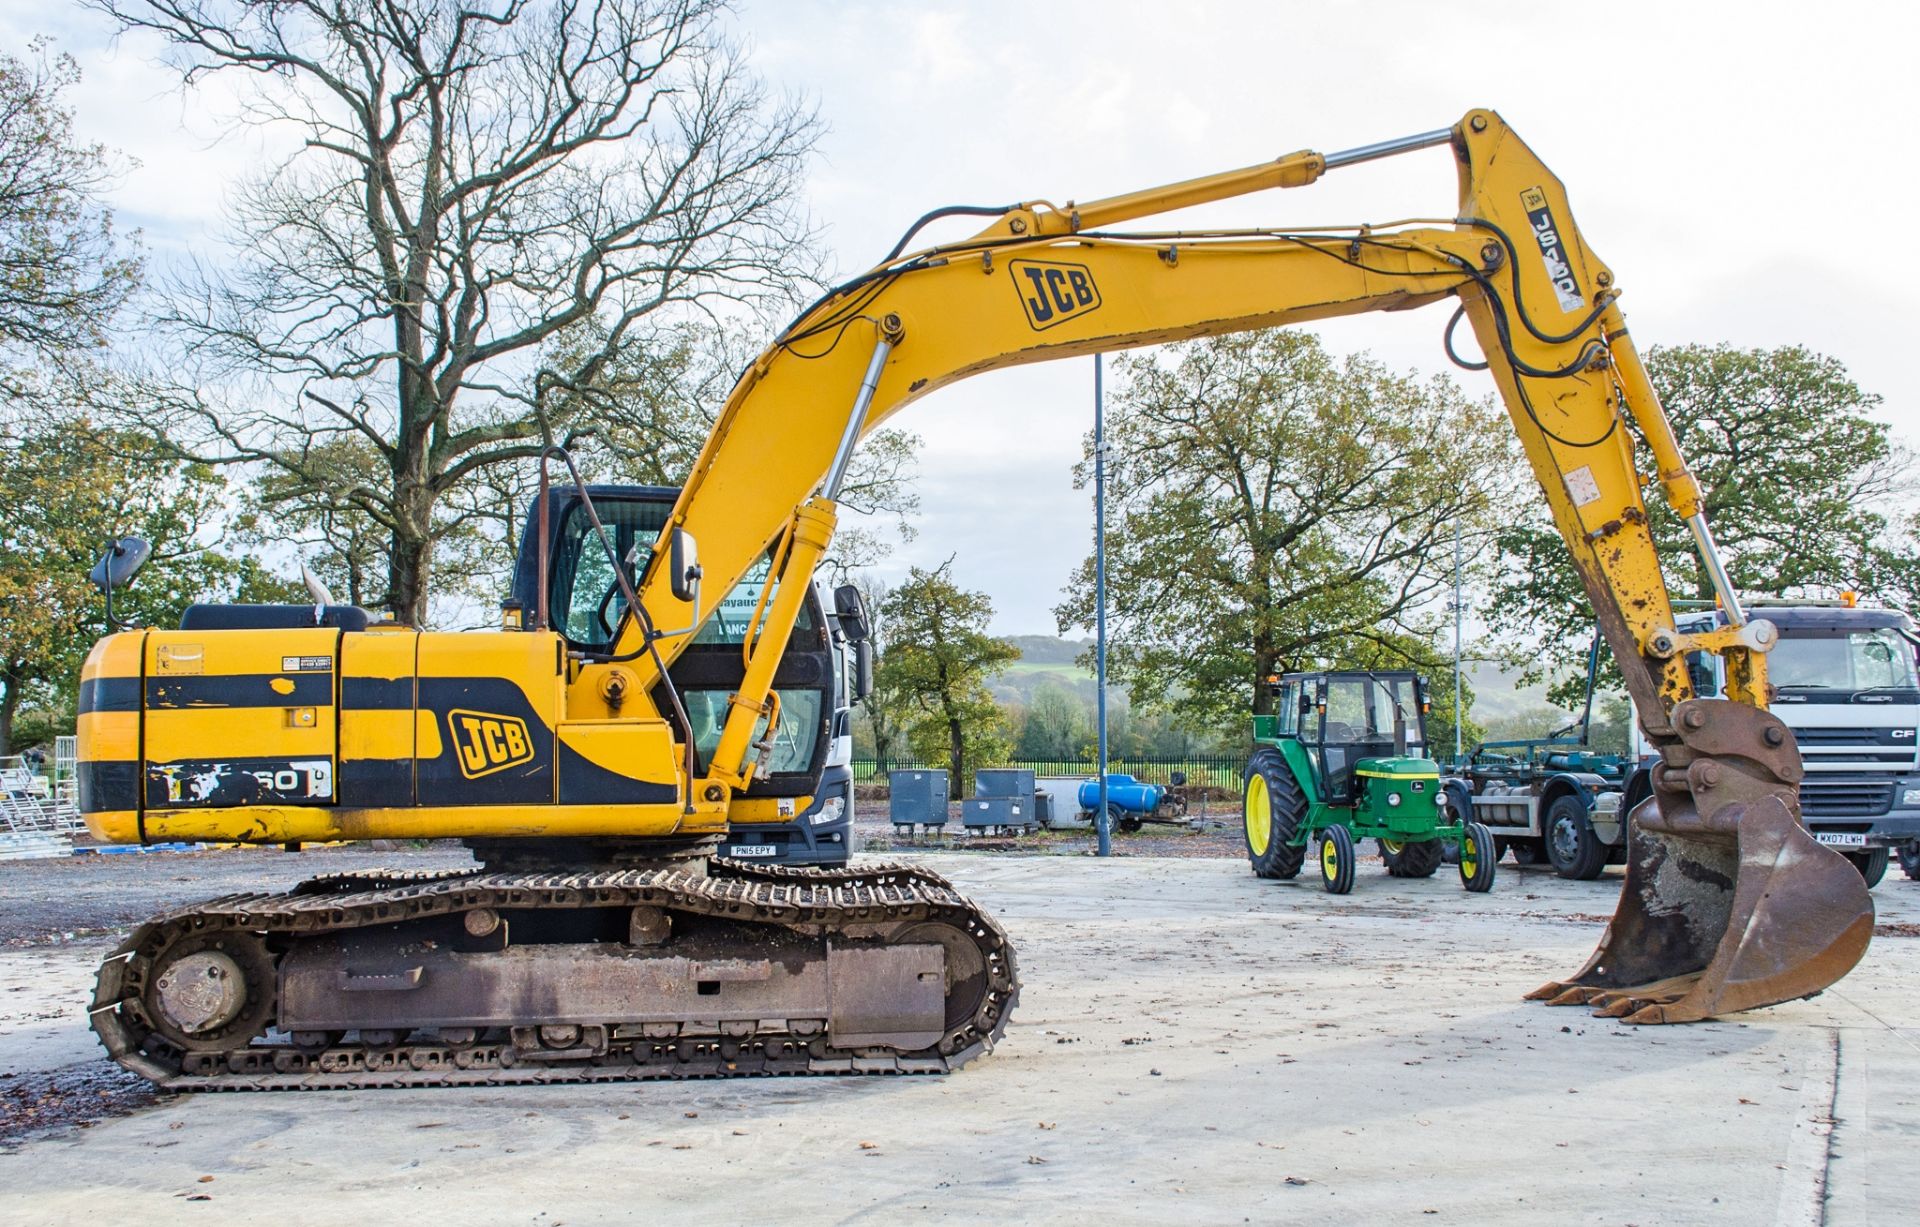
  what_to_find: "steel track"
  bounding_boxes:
[90,859,1018,1091]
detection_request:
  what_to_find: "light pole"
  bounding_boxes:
[1094,355,1111,858]
[1453,522,1464,764]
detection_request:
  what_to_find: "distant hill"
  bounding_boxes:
[1001,634,1090,665]
[992,635,1101,706]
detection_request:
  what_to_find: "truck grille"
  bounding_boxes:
[1798,779,1895,818]
[1795,727,1878,745]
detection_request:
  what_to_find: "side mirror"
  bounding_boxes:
[668,528,702,604]
[1297,694,1313,716]
[853,639,875,703]
[833,583,871,643]
[89,537,151,592]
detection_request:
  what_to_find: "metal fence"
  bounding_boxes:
[851,754,1247,792]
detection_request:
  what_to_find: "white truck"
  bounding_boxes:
[1650,601,1920,885]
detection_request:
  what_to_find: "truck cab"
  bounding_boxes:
[510,484,859,865]
[1666,603,1920,885]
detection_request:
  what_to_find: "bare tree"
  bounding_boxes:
[97,0,820,623]
[0,40,140,390]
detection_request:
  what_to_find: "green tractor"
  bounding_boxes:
[1242,671,1496,894]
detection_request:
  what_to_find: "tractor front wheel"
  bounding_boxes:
[1459,821,1497,893]
[1320,825,1356,894]
[1243,749,1307,880]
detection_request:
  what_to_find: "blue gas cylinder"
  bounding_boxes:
[1078,773,1163,815]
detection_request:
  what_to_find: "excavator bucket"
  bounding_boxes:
[1528,699,1874,1023]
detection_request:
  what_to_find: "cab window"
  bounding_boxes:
[550,498,671,650]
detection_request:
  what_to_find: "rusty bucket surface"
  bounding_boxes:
[1528,699,1874,1024]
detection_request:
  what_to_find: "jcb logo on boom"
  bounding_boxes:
[1010,259,1101,331]
[448,709,536,778]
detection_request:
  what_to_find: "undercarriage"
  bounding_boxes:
[90,857,1018,1090]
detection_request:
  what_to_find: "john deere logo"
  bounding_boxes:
[1010,259,1101,331]
[448,709,535,778]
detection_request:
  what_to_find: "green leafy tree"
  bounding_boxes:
[880,562,1019,798]
[1014,683,1092,760]
[1055,329,1506,736]
[1487,343,1906,684]
[0,420,298,752]
[848,576,915,773]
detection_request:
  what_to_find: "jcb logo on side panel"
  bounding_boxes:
[1010,259,1101,331]
[448,709,535,778]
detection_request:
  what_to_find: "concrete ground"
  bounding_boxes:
[1,850,1915,1226]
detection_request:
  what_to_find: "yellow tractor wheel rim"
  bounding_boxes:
[1381,839,1404,854]
[1321,835,1340,880]
[1461,839,1478,878]
[1246,774,1271,856]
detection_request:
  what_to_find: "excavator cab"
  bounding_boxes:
[510,489,840,837]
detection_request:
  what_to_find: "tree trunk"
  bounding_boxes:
[1251,639,1278,716]
[387,473,436,626]
[0,674,18,758]
[949,717,965,800]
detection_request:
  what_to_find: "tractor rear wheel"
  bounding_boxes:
[1243,749,1307,880]
[1379,838,1442,879]
[1319,825,1356,894]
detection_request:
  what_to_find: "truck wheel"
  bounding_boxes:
[1243,749,1307,880]
[1544,795,1606,881]
[1320,825,1356,894]
[1458,822,1497,893]
[1379,838,1441,878]
[1900,841,1920,882]
[1845,848,1889,889]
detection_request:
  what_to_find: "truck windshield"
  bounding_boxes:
[692,554,817,645]
[1771,628,1919,692]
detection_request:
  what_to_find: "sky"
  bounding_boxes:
[9,0,1919,633]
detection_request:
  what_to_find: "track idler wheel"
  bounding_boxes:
[1528,700,1873,1024]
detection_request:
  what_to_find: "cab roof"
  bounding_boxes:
[1674,605,1915,636]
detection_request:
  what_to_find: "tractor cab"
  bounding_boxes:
[1260,671,1432,806]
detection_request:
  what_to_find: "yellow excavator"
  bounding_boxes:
[78,109,1873,1089]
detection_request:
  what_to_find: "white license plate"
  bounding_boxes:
[728,844,778,858]
[1814,832,1868,848]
